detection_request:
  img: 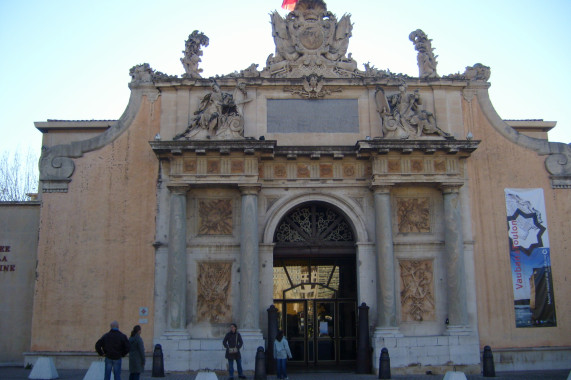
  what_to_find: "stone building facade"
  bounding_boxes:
[25,0,570,374]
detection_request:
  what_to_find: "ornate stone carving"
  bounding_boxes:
[263,0,357,78]
[464,63,491,82]
[129,63,153,85]
[399,259,435,322]
[197,261,232,323]
[284,74,342,98]
[409,29,438,79]
[397,197,431,233]
[240,63,260,77]
[375,83,450,139]
[181,30,209,79]
[174,80,251,140]
[198,199,233,235]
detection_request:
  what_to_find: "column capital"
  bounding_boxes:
[439,182,464,194]
[238,183,261,195]
[370,183,394,194]
[167,184,190,195]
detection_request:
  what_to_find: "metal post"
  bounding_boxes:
[266,305,278,374]
[254,346,267,380]
[482,345,496,377]
[356,302,371,374]
[151,344,165,377]
[378,347,391,379]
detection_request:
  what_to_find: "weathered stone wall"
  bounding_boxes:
[30,97,160,353]
[465,95,571,349]
[0,202,39,365]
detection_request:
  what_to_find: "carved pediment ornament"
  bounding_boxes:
[284,74,342,98]
[263,0,357,78]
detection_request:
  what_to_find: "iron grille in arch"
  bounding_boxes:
[274,203,354,244]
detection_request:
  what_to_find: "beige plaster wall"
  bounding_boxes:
[30,97,160,352]
[464,97,571,349]
[0,202,39,364]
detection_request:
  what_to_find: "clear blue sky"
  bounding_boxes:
[1,0,570,156]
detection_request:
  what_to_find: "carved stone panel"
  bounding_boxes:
[197,261,232,323]
[397,197,431,233]
[198,199,233,235]
[399,259,435,322]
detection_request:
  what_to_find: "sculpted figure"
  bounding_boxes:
[375,83,449,139]
[181,31,209,78]
[174,81,247,140]
[409,29,438,79]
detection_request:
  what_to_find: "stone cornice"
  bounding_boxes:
[150,139,478,159]
[356,139,479,156]
[150,139,277,157]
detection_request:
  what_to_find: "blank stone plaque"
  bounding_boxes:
[267,99,359,133]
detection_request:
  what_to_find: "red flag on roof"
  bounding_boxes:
[282,0,298,11]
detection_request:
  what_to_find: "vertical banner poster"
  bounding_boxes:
[505,188,556,327]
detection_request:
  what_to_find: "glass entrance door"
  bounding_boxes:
[274,258,357,368]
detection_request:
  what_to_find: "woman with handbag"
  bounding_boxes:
[222,323,246,379]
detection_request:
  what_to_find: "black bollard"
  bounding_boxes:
[482,345,496,377]
[254,346,267,380]
[266,305,278,374]
[356,303,371,374]
[378,347,391,379]
[151,344,165,377]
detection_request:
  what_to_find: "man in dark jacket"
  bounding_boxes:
[96,321,130,380]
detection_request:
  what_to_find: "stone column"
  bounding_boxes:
[239,184,261,331]
[166,185,189,332]
[371,185,400,336]
[441,184,469,331]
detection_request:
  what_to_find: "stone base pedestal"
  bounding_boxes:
[153,331,265,373]
[371,333,480,375]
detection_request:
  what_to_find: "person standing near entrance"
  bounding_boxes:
[222,323,246,379]
[128,325,145,380]
[273,330,292,380]
[95,321,130,380]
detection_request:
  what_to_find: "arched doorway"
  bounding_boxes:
[273,201,357,369]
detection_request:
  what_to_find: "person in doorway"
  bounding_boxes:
[222,323,246,379]
[273,330,292,380]
[95,321,130,380]
[128,325,145,380]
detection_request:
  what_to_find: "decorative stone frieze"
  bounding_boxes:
[198,199,233,235]
[396,197,431,233]
[399,259,435,322]
[284,74,342,98]
[196,261,232,323]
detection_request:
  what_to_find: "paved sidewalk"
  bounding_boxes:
[1,367,569,380]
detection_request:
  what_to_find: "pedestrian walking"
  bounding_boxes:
[273,330,292,380]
